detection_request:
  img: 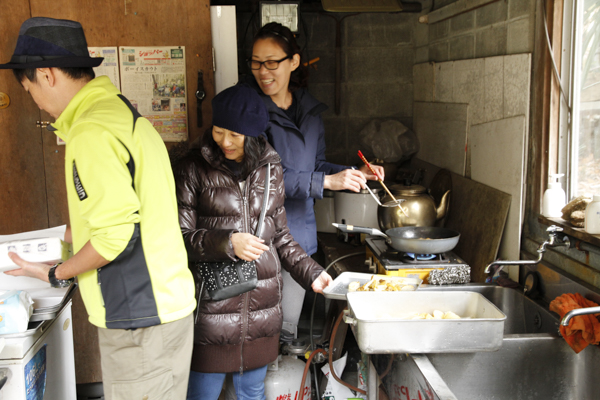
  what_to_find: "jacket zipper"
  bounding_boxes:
[238,171,253,374]
[97,268,105,307]
[240,291,249,374]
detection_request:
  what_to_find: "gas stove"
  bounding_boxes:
[365,237,469,283]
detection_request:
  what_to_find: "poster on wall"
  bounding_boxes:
[88,47,120,90]
[118,46,188,142]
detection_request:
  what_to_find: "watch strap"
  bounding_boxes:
[48,263,74,288]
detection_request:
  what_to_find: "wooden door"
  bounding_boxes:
[0,1,50,235]
[1,0,214,384]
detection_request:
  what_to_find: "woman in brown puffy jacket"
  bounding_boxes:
[173,85,332,400]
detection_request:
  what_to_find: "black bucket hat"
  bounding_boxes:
[212,85,269,137]
[0,17,103,70]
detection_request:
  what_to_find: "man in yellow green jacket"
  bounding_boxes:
[1,17,195,400]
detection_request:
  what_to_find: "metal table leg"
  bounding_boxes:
[368,355,379,399]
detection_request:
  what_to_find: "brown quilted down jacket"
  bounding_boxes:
[173,137,324,374]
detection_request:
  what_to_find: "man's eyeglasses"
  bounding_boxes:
[248,56,291,70]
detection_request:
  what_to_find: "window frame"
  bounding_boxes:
[558,0,599,199]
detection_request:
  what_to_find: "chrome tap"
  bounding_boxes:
[560,306,600,326]
[484,226,571,275]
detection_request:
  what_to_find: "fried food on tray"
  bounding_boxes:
[347,276,416,292]
[408,310,462,320]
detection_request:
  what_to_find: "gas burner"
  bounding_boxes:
[406,253,436,261]
[398,252,449,264]
[365,236,469,270]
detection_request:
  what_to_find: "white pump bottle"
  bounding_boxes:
[542,174,566,218]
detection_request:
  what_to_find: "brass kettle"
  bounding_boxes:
[378,184,450,230]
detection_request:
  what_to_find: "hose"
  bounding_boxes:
[302,251,367,399]
[310,251,366,351]
[299,309,367,400]
[299,349,327,400]
[309,251,365,397]
[329,309,367,395]
[380,354,395,380]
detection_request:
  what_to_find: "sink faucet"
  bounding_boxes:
[560,306,600,326]
[484,226,571,275]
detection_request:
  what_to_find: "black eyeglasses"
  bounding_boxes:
[248,56,291,70]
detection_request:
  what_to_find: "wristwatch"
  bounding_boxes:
[48,263,74,288]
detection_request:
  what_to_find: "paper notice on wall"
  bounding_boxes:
[88,47,121,90]
[118,46,188,142]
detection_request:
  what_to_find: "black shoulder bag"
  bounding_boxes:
[197,164,271,301]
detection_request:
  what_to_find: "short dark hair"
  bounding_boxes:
[12,67,95,83]
[253,22,308,92]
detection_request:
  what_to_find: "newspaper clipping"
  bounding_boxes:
[88,47,120,90]
[119,46,188,142]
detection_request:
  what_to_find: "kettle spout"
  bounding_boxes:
[436,190,451,220]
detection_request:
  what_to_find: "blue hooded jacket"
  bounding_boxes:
[246,78,348,255]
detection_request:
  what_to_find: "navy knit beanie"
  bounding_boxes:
[212,85,268,137]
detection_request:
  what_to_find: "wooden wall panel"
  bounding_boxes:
[3,0,214,385]
[42,125,69,228]
[0,1,48,235]
[29,0,215,145]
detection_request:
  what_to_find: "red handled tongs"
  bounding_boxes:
[358,150,408,217]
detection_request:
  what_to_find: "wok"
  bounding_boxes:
[333,223,460,254]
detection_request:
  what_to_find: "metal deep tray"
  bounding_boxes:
[323,272,423,300]
[345,291,507,354]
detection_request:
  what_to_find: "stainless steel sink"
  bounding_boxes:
[420,284,560,335]
[423,335,600,400]
[376,284,600,400]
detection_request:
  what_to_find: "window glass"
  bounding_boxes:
[572,0,600,196]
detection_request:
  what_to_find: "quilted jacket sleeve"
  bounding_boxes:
[270,164,324,289]
[174,157,237,262]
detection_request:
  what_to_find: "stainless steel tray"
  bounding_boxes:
[345,291,506,354]
[323,272,422,300]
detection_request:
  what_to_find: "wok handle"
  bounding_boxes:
[331,223,386,237]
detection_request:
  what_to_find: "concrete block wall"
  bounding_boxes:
[235,11,417,166]
[415,0,536,63]
[230,1,535,166]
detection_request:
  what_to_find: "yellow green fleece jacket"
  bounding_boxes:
[50,76,195,329]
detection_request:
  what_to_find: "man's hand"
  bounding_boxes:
[5,252,52,282]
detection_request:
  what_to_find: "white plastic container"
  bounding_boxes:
[542,174,566,218]
[585,195,600,234]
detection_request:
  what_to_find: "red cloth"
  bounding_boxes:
[549,293,600,353]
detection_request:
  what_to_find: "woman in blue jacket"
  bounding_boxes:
[247,22,384,329]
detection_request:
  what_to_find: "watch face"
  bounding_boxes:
[196,90,206,100]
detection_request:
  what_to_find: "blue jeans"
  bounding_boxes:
[187,365,268,400]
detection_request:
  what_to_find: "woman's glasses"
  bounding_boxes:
[248,56,291,70]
